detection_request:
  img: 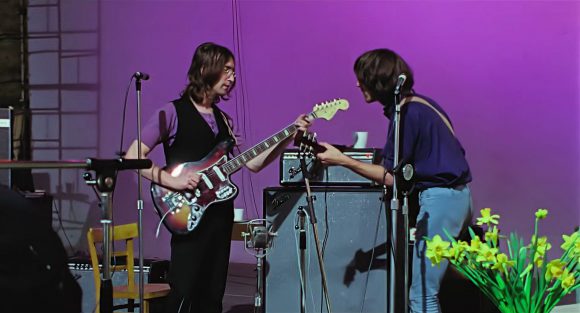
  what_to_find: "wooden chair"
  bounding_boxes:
[87,223,170,313]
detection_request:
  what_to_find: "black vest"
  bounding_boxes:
[164,96,233,167]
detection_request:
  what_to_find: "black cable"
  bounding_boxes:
[52,199,75,255]
[383,168,397,276]
[104,74,134,279]
[107,75,135,208]
[231,0,252,218]
[231,0,261,220]
[360,194,385,313]
[319,177,330,313]
[117,75,135,158]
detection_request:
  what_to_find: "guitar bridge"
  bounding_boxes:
[162,192,185,213]
[216,186,234,199]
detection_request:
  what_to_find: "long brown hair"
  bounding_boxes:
[354,49,414,105]
[182,42,235,103]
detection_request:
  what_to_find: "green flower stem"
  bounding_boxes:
[452,263,501,308]
[532,263,550,313]
[437,211,579,313]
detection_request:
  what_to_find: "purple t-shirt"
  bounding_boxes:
[382,94,472,191]
[141,102,234,149]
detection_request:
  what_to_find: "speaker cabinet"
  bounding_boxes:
[0,108,12,188]
[263,187,388,313]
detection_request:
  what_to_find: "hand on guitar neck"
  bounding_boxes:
[294,130,350,153]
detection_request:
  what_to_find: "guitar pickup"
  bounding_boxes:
[212,166,226,182]
[200,173,213,189]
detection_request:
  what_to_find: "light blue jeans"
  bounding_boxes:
[409,185,472,313]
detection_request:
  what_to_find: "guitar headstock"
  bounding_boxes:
[309,99,349,121]
[294,130,326,156]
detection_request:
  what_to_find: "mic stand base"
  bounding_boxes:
[99,190,114,313]
[389,198,399,313]
[297,207,307,313]
[402,192,410,312]
[100,278,113,313]
[254,253,264,313]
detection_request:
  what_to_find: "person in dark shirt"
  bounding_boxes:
[125,42,310,313]
[316,48,472,313]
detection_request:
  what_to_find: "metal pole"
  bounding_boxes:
[135,77,145,310]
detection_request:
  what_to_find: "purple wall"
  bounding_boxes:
[97,1,579,263]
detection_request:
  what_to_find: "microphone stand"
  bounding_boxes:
[241,220,276,313]
[298,154,332,313]
[134,76,146,310]
[388,87,409,313]
[296,206,307,313]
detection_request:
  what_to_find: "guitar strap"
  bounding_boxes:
[400,96,456,137]
[218,110,238,146]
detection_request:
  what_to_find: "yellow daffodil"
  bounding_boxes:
[561,232,580,255]
[485,226,499,246]
[533,236,552,267]
[476,243,498,267]
[531,235,552,255]
[545,259,566,281]
[535,208,548,220]
[559,269,575,290]
[491,253,515,275]
[426,235,450,266]
[476,208,500,226]
[425,208,579,310]
[468,236,482,253]
[451,241,469,261]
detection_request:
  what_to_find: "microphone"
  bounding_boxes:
[251,226,269,249]
[394,74,407,95]
[133,71,150,80]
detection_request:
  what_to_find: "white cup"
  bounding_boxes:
[353,131,368,148]
[233,208,245,222]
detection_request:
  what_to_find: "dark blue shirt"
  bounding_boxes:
[382,95,472,191]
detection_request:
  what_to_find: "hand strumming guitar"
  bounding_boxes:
[171,171,201,191]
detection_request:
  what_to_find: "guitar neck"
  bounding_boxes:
[221,123,298,175]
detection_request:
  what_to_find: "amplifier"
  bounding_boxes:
[279,148,381,186]
[69,258,168,313]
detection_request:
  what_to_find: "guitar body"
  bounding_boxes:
[150,140,238,235]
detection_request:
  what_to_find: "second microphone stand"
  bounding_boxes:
[298,154,332,313]
[134,75,147,310]
[388,85,412,313]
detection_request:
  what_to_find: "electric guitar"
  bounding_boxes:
[150,99,349,235]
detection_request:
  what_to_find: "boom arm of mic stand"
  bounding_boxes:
[86,158,151,313]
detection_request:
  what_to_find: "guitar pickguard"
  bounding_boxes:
[151,153,239,235]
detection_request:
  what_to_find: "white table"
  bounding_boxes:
[552,303,580,313]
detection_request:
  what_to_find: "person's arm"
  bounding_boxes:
[316,142,393,186]
[245,114,311,172]
[124,104,200,191]
[125,140,200,191]
[245,136,294,173]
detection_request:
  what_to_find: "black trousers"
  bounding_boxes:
[164,202,234,313]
